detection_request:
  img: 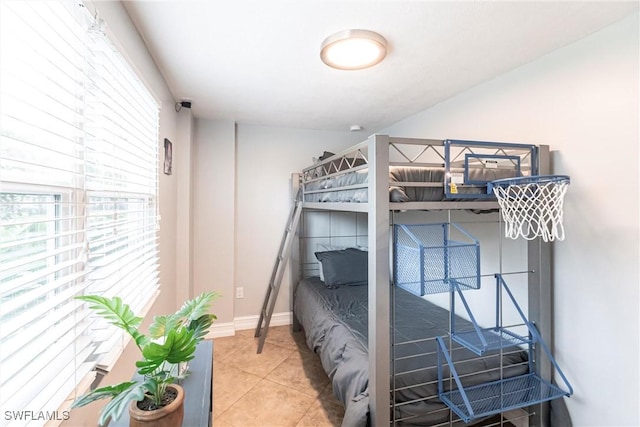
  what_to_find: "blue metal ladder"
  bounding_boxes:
[436,274,573,423]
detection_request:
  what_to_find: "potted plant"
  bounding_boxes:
[72,291,219,427]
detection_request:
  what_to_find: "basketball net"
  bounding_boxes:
[491,176,570,242]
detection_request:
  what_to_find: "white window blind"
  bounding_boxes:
[0,1,160,424]
[83,12,160,362]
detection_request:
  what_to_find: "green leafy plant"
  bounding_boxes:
[72,292,219,426]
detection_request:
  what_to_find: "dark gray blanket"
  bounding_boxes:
[293,277,528,426]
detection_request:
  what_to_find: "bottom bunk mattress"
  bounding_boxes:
[293,277,528,426]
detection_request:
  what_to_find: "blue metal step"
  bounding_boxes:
[452,327,532,356]
[440,373,569,423]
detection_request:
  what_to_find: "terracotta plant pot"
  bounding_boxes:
[129,384,185,427]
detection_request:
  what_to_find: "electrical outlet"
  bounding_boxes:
[236,287,244,299]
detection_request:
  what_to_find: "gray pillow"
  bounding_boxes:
[314,248,368,288]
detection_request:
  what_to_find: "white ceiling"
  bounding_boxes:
[122,1,638,133]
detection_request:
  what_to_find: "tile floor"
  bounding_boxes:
[212,325,345,427]
[210,326,521,427]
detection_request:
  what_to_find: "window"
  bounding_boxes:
[0,1,160,423]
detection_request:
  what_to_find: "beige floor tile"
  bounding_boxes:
[264,325,307,351]
[234,328,257,339]
[212,328,343,426]
[266,350,330,398]
[223,339,294,378]
[213,360,262,417]
[296,399,345,427]
[236,325,312,351]
[214,378,315,427]
[213,334,255,362]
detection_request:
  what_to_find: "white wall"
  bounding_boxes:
[193,120,236,325]
[234,125,363,318]
[380,13,639,427]
[175,109,194,307]
[189,121,363,330]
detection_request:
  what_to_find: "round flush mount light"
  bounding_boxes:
[320,29,387,70]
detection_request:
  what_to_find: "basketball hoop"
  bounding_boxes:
[490,175,570,242]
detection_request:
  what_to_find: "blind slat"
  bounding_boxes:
[0,228,85,252]
[0,268,86,317]
[1,307,92,363]
[2,338,95,410]
[0,282,86,340]
[0,241,84,273]
[0,257,84,300]
[1,315,92,380]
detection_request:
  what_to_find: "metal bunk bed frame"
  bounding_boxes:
[290,134,555,426]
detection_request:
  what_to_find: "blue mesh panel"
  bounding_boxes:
[394,223,480,295]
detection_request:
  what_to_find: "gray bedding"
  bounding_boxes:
[303,167,443,203]
[293,277,528,426]
[303,166,516,203]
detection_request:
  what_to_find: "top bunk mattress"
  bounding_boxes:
[293,276,528,426]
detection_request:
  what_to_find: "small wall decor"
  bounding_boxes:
[164,138,173,175]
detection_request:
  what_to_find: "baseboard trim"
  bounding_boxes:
[207,321,236,339]
[206,311,292,339]
[234,311,292,331]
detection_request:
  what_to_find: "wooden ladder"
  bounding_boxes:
[255,190,303,353]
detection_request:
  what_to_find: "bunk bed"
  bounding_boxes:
[288,135,560,426]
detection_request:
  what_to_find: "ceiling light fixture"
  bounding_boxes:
[320,29,387,70]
